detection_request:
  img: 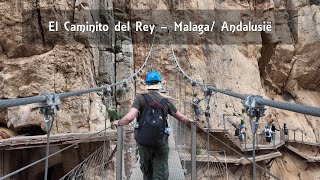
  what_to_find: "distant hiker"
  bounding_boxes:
[271,123,279,141]
[113,70,194,180]
[283,123,288,140]
[235,127,240,136]
[236,124,245,143]
[265,125,272,143]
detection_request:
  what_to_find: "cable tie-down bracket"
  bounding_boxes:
[204,84,214,118]
[103,85,112,96]
[38,93,61,116]
[243,95,266,134]
[123,80,128,88]
[244,95,266,119]
[37,93,61,131]
[191,80,197,87]
[37,93,60,180]
[204,84,214,96]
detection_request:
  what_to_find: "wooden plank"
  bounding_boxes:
[203,128,225,133]
[308,157,320,162]
[179,151,282,165]
[240,151,282,165]
[287,140,320,147]
[0,130,117,150]
[286,145,309,160]
[200,125,285,152]
[286,145,320,162]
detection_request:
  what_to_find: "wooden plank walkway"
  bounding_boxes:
[179,151,282,165]
[199,126,285,152]
[0,130,117,150]
[286,145,320,162]
[130,135,186,180]
[241,133,284,151]
[287,140,320,147]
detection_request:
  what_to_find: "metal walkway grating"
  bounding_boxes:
[130,135,186,180]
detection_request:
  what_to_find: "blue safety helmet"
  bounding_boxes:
[145,70,161,84]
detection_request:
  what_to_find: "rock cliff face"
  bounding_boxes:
[0,0,117,132]
[0,0,319,179]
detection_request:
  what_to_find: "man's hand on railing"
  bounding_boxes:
[111,120,121,130]
[185,119,196,129]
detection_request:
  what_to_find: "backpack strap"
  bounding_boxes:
[159,98,168,107]
[143,93,168,108]
[142,93,154,104]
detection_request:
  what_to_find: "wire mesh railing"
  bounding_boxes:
[287,129,320,146]
[169,116,237,180]
[60,144,115,180]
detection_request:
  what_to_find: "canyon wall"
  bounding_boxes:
[0,0,319,179]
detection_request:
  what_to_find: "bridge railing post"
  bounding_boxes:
[191,121,197,180]
[116,126,123,180]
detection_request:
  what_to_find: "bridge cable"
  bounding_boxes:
[205,90,212,176]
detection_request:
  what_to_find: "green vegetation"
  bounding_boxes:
[107,109,123,122]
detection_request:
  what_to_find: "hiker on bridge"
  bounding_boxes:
[113,70,194,180]
[268,119,280,141]
[283,123,288,141]
[235,123,245,144]
[265,125,272,143]
[271,121,279,141]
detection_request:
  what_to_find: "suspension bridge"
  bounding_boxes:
[0,28,320,180]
